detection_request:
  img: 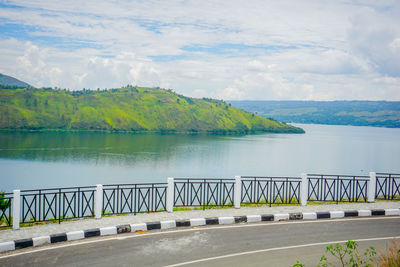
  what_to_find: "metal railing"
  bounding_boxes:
[20,186,96,225]
[376,173,400,200]
[174,178,235,209]
[102,183,167,215]
[241,176,301,206]
[0,192,12,229]
[2,172,399,230]
[307,174,369,203]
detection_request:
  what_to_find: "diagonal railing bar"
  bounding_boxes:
[356,180,367,201]
[340,180,352,201]
[120,189,133,213]
[324,179,336,201]
[62,192,76,219]
[273,182,285,203]
[289,182,300,203]
[376,173,400,200]
[241,181,253,203]
[241,176,301,206]
[174,183,186,205]
[138,188,150,212]
[103,190,115,214]
[18,186,96,225]
[154,187,166,211]
[81,191,94,216]
[256,181,269,203]
[190,183,202,205]
[0,192,12,228]
[174,178,234,209]
[22,195,36,222]
[308,174,369,203]
[207,183,219,205]
[222,183,234,204]
[43,193,57,220]
[308,178,320,200]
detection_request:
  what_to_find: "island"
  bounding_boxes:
[0,85,304,134]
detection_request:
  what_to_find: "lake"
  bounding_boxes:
[0,124,399,192]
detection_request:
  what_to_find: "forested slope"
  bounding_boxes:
[0,86,304,134]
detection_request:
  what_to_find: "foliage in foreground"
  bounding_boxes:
[293,239,400,267]
[0,192,11,210]
[0,86,304,134]
[375,239,400,267]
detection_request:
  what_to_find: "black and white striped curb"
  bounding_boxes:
[1,208,399,253]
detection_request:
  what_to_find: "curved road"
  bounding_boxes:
[1,217,399,266]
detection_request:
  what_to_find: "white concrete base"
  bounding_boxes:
[302,212,317,220]
[161,220,176,229]
[100,226,117,236]
[358,210,372,216]
[0,241,15,253]
[385,209,400,216]
[218,217,235,225]
[66,231,84,241]
[246,215,261,222]
[330,211,345,218]
[274,213,289,221]
[32,236,50,247]
[130,223,147,232]
[190,218,206,226]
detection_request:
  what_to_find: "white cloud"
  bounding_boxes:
[247,60,266,72]
[0,0,399,100]
[217,86,245,100]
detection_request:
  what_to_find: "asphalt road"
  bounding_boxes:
[1,217,399,267]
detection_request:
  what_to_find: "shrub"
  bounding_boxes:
[0,192,11,210]
[375,239,400,267]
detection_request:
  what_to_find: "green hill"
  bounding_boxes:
[0,73,31,88]
[0,86,304,134]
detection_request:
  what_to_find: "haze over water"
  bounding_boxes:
[1,124,399,192]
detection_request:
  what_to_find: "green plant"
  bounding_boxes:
[376,239,400,267]
[294,240,377,267]
[0,192,11,210]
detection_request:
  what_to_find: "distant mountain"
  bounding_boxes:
[0,86,304,134]
[229,100,400,128]
[0,73,31,88]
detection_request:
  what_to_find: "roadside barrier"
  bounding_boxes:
[0,172,398,230]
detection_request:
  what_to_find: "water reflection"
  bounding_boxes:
[0,132,228,166]
[0,124,399,192]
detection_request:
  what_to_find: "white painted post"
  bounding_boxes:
[95,184,103,219]
[166,177,174,212]
[12,190,20,230]
[234,176,241,209]
[368,172,376,203]
[300,173,308,206]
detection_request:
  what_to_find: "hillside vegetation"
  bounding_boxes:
[230,100,400,128]
[0,86,304,134]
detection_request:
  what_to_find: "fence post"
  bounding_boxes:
[368,172,376,203]
[95,184,103,219]
[12,190,20,230]
[234,176,241,209]
[300,173,308,206]
[166,177,174,212]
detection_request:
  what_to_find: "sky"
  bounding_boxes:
[0,0,399,101]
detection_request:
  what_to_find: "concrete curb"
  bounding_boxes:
[1,208,399,253]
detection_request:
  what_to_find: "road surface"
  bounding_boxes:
[1,217,399,266]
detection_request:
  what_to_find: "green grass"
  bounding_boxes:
[0,86,304,134]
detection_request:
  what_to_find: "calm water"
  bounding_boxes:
[0,124,399,192]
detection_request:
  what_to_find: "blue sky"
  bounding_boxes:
[0,0,399,100]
